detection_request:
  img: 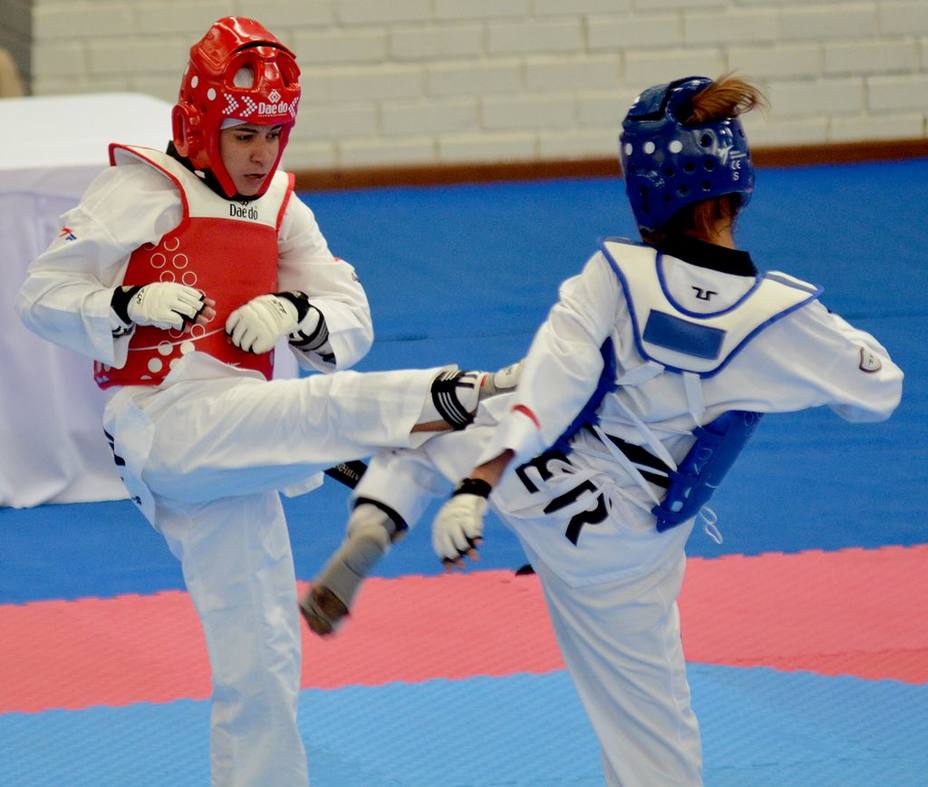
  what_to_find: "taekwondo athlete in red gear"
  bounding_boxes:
[300,75,904,786]
[17,17,495,787]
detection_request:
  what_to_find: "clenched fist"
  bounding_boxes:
[226,294,300,354]
[124,283,209,331]
[432,478,492,569]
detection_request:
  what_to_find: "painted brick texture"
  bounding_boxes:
[17,0,927,170]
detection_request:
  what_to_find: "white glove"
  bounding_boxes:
[126,283,206,331]
[226,294,299,354]
[432,479,491,568]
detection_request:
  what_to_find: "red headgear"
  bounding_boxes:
[172,17,301,198]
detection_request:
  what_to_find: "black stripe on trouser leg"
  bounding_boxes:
[102,428,126,467]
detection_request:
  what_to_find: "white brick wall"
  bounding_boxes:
[881,2,928,35]
[768,78,866,117]
[16,0,928,171]
[293,29,388,66]
[389,25,482,61]
[779,5,878,42]
[426,60,523,96]
[868,73,928,111]
[588,15,683,51]
[381,97,478,136]
[825,41,919,76]
[481,93,575,131]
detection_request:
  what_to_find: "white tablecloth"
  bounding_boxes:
[0,93,296,508]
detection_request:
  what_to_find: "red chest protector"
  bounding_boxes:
[94,145,294,389]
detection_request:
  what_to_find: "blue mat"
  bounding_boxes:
[1,666,925,786]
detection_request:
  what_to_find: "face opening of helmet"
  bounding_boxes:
[219,122,284,198]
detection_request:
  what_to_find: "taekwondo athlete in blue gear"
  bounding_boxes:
[421,74,902,787]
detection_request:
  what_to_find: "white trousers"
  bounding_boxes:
[156,493,309,787]
[528,551,702,787]
[103,353,447,787]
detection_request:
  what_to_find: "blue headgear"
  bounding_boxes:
[619,76,753,232]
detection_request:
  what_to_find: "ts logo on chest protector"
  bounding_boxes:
[692,286,717,301]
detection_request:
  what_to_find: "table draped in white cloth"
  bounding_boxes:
[0,93,297,507]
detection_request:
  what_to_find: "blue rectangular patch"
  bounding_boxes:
[643,310,725,360]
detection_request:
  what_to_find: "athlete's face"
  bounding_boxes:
[219,123,282,196]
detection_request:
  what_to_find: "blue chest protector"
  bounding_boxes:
[596,238,821,532]
[652,410,763,531]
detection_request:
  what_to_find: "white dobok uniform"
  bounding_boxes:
[17,147,451,787]
[350,236,903,787]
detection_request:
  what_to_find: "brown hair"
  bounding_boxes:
[642,74,767,246]
[686,73,765,125]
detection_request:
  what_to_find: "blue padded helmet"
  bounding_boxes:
[620,76,753,233]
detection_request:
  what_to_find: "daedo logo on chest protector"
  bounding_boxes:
[230,202,259,220]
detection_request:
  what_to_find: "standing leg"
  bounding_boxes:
[155,492,309,787]
[530,552,702,787]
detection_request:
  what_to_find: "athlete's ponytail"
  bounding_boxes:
[685,73,765,126]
